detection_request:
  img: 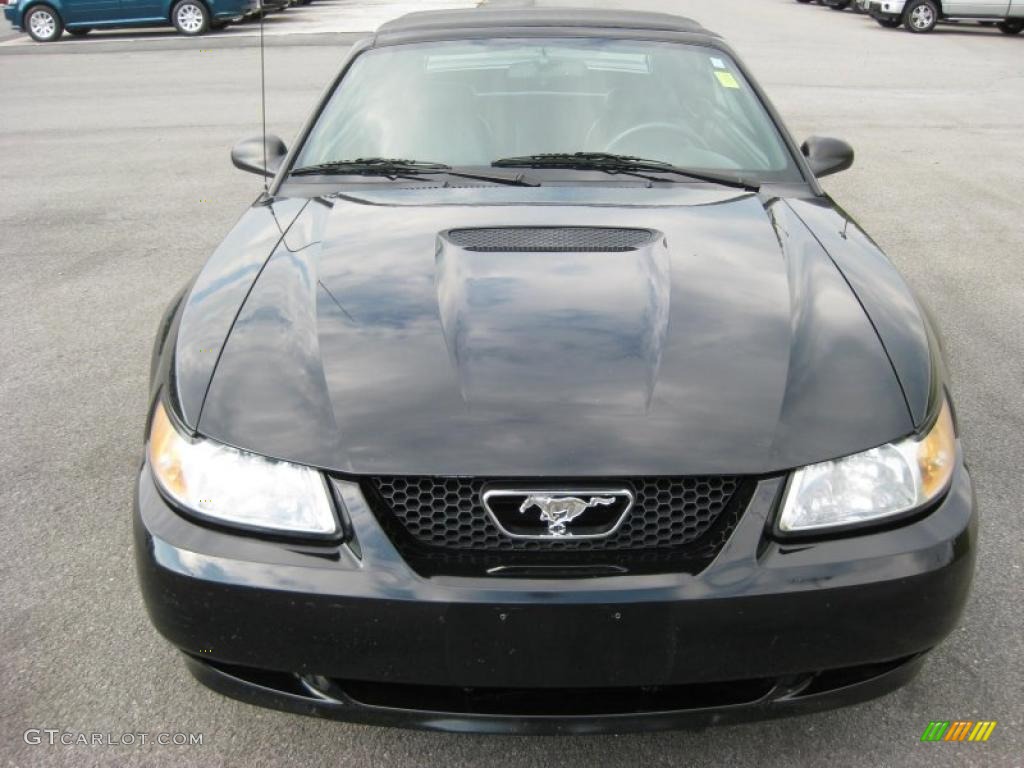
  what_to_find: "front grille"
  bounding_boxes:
[362,476,753,575]
[445,227,657,252]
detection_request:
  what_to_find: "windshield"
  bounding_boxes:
[294,38,800,182]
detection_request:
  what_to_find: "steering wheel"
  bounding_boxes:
[604,121,706,157]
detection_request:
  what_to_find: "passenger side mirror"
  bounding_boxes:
[801,136,854,178]
[231,135,288,177]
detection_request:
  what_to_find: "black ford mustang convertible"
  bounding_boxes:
[136,8,975,733]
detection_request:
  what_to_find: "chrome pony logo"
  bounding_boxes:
[518,495,616,536]
[482,489,633,540]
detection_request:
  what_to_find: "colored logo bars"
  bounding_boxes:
[921,721,997,742]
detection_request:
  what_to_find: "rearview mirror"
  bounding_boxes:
[801,136,854,178]
[231,135,288,177]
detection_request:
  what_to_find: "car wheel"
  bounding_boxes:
[997,20,1024,34]
[172,0,209,35]
[903,0,938,32]
[67,27,91,36]
[829,1,851,9]
[25,4,63,42]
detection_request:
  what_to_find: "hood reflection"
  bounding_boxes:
[196,190,912,476]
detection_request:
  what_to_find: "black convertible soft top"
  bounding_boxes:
[375,7,718,42]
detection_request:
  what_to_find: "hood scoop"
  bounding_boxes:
[446,226,659,253]
[435,227,670,411]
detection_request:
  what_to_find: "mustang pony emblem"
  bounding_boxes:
[518,495,616,537]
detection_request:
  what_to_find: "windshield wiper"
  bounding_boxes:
[492,152,758,191]
[290,158,537,187]
[290,158,450,176]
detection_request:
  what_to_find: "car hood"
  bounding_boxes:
[194,186,913,476]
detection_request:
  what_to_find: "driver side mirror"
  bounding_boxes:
[801,136,854,178]
[231,135,288,177]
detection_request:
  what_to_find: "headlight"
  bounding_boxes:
[778,399,956,534]
[147,401,339,537]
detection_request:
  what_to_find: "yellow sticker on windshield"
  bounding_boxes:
[715,71,740,89]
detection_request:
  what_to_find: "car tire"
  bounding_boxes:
[903,0,938,32]
[997,20,1024,34]
[829,1,851,9]
[25,4,63,42]
[172,0,210,35]
[67,27,91,36]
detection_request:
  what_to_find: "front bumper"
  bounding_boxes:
[3,6,19,26]
[134,458,976,733]
[868,0,906,18]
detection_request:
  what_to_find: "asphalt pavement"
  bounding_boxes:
[0,0,1021,766]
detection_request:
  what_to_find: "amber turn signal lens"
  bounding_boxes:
[917,399,955,500]
[148,401,188,499]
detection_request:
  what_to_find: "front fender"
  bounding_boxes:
[786,197,941,430]
[19,0,70,19]
[150,281,193,392]
[171,197,309,430]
